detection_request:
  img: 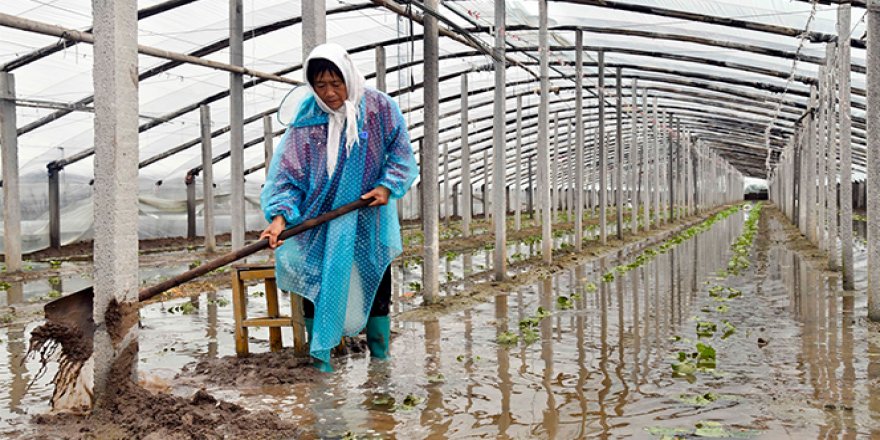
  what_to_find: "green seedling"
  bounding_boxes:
[48,260,63,269]
[496,331,519,346]
[556,296,574,310]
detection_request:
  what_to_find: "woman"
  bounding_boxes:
[260,43,418,372]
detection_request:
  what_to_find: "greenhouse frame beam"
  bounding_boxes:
[0,0,199,72]
[476,24,869,74]
[553,0,866,49]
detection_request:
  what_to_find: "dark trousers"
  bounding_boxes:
[302,266,392,319]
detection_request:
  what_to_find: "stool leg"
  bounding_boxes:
[291,295,307,356]
[232,272,249,356]
[265,278,282,352]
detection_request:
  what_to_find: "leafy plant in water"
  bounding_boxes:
[584,282,598,293]
[602,272,615,283]
[0,281,10,292]
[47,290,62,299]
[696,321,717,339]
[251,290,265,298]
[48,260,63,269]
[168,301,197,315]
[556,296,574,310]
[496,331,519,346]
[721,320,736,340]
[209,297,230,307]
[407,281,422,292]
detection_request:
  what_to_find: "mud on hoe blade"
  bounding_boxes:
[28,198,374,409]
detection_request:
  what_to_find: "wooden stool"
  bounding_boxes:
[231,263,307,357]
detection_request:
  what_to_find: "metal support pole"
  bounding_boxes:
[493,0,507,280]
[866,0,880,320]
[0,72,22,271]
[598,51,607,246]
[229,0,245,250]
[641,88,649,226]
[574,31,584,250]
[539,0,552,262]
[202,105,216,252]
[615,67,624,240]
[552,113,559,217]
[483,149,490,220]
[817,65,828,252]
[422,0,440,301]
[91,0,139,405]
[461,74,471,237]
[839,2,855,289]
[528,155,535,220]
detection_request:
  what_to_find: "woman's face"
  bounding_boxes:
[313,70,348,111]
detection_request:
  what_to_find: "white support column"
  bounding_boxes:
[483,149,490,221]
[807,86,818,244]
[574,30,585,250]
[422,0,440,302]
[652,97,660,227]
[817,65,828,252]
[552,113,559,218]
[461,74,471,237]
[615,67,624,240]
[91,0,139,403]
[229,0,245,250]
[443,143,450,224]
[515,95,523,232]
[641,88,649,230]
[630,79,638,234]
[201,105,216,252]
[539,0,552,262]
[598,51,607,246]
[0,72,22,272]
[493,0,507,280]
[866,0,880,320]
[302,0,325,56]
[827,42,839,270]
[838,2,855,289]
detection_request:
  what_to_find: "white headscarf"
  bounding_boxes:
[304,43,366,175]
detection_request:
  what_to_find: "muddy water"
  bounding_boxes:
[3,206,880,438]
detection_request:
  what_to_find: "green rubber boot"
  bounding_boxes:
[304,318,333,373]
[365,316,391,360]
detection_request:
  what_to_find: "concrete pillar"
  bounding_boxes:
[866,0,880,320]
[667,114,675,222]
[483,149,490,220]
[838,2,855,289]
[0,72,21,271]
[186,174,196,239]
[422,0,440,302]
[375,46,386,93]
[229,0,245,250]
[652,97,660,227]
[615,67,624,240]
[47,164,60,249]
[538,0,552,262]
[262,114,273,178]
[630,79,639,235]
[574,31,585,250]
[91,0,139,403]
[817,65,828,252]
[443,143,450,224]
[552,113,559,217]
[828,51,839,269]
[515,95,523,232]
[302,0,325,56]
[641,88,649,229]
[202,105,216,252]
[461,74,471,237]
[807,86,818,244]
[493,0,507,280]
[598,51,607,246]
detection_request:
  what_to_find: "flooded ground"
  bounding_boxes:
[1,204,878,439]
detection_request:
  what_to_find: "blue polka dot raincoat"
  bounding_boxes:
[260,44,418,363]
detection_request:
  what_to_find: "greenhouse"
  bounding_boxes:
[0,0,878,438]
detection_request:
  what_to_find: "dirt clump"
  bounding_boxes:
[31,383,300,440]
[180,348,323,387]
[105,299,139,344]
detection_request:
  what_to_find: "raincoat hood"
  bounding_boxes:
[304,43,365,157]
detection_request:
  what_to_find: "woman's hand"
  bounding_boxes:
[260,216,287,249]
[362,186,391,206]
